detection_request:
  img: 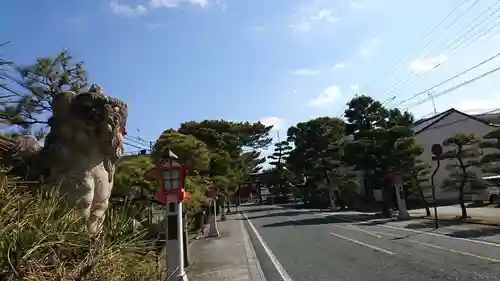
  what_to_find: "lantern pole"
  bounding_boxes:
[162,151,188,281]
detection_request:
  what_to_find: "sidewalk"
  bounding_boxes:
[187,213,265,281]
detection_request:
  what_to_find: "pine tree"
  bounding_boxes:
[480,128,500,175]
[267,140,292,196]
[408,159,432,216]
[442,133,483,218]
[1,50,87,138]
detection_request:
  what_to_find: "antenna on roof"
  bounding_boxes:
[428,91,437,116]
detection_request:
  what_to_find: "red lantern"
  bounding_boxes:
[205,187,219,200]
[154,157,189,204]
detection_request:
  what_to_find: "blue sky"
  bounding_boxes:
[3,0,500,155]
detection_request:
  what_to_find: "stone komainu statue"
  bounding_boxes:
[1,84,128,233]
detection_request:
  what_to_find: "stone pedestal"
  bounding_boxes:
[395,185,410,219]
[207,200,220,237]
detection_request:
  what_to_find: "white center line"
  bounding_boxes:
[333,224,383,238]
[323,214,500,248]
[329,232,395,255]
[362,229,500,262]
[407,240,500,263]
[243,211,293,281]
[380,224,500,247]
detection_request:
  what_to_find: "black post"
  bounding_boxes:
[183,227,189,267]
[430,159,440,229]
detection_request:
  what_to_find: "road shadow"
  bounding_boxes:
[261,213,383,228]
[242,210,314,220]
[466,202,492,208]
[404,219,465,230]
[239,207,280,213]
[447,226,500,239]
[400,218,500,240]
[277,204,355,213]
[358,219,392,226]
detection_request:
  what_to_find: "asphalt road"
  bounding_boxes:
[240,204,500,281]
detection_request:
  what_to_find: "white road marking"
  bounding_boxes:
[287,216,382,238]
[333,224,383,238]
[380,224,500,248]
[407,240,500,263]
[326,214,500,248]
[369,230,400,237]
[354,228,500,262]
[329,232,395,255]
[243,211,293,281]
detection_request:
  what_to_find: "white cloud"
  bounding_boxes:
[148,0,208,9]
[288,20,312,32]
[451,97,500,114]
[333,63,346,69]
[307,86,341,107]
[288,68,321,76]
[288,7,338,33]
[260,117,284,130]
[253,25,265,32]
[109,1,147,17]
[146,23,163,29]
[360,38,380,56]
[311,9,338,22]
[215,0,227,11]
[149,0,180,8]
[189,0,208,7]
[350,84,359,90]
[409,55,447,74]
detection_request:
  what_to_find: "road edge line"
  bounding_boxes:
[242,211,293,281]
[240,212,267,281]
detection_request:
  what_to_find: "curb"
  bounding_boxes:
[411,214,500,227]
[240,212,267,281]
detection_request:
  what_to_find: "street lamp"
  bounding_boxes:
[154,153,189,281]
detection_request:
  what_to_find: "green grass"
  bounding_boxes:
[0,174,163,281]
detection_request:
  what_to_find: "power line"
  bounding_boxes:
[383,0,500,106]
[447,4,500,56]
[335,0,471,117]
[125,134,150,144]
[404,65,500,109]
[392,50,500,107]
[123,141,148,150]
[378,0,482,102]
[366,0,470,93]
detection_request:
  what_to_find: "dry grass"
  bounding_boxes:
[0,174,163,281]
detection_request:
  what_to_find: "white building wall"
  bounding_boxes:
[414,111,498,201]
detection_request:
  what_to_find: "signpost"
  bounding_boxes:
[154,153,190,281]
[392,171,410,219]
[430,143,443,229]
[205,187,220,237]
